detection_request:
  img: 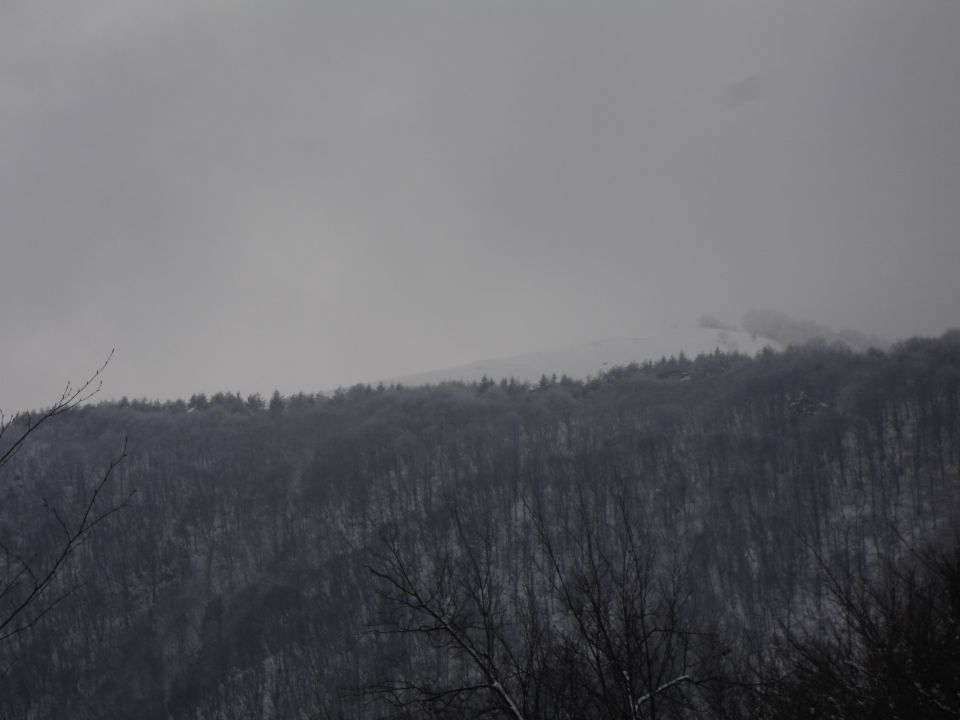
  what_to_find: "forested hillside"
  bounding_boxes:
[1,334,958,719]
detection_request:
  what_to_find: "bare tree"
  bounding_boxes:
[365,486,726,719]
[757,540,960,719]
[367,510,530,719]
[0,353,131,654]
[528,489,721,720]
[0,351,112,470]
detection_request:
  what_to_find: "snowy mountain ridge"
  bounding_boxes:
[378,327,781,388]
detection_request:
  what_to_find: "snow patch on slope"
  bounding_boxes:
[379,328,781,388]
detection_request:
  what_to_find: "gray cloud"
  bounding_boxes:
[2,1,958,411]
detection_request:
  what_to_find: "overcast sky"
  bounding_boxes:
[2,1,958,411]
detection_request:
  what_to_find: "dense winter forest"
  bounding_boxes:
[1,334,959,719]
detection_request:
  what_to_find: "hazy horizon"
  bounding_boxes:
[3,2,959,412]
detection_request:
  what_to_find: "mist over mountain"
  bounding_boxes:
[741,308,890,352]
[3,1,959,414]
[372,311,888,390]
[377,326,780,388]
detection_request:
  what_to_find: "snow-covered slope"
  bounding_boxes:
[378,328,781,388]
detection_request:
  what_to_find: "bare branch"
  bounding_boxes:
[0,350,114,470]
[0,436,129,642]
